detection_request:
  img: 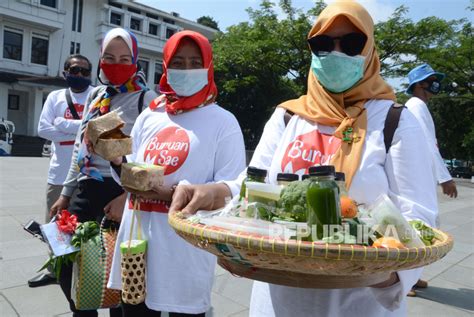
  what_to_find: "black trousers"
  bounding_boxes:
[122,302,206,317]
[58,178,124,317]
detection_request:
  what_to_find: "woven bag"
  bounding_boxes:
[72,218,121,310]
[120,199,147,305]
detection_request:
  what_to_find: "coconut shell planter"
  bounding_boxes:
[87,111,132,161]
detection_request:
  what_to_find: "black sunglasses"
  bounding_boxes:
[307,33,367,56]
[67,66,91,76]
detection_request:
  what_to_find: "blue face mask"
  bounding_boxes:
[167,68,209,97]
[310,51,365,93]
[65,74,91,91]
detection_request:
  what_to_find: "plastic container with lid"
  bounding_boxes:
[277,173,299,186]
[306,165,341,240]
[334,172,348,196]
[239,166,267,200]
[245,182,281,220]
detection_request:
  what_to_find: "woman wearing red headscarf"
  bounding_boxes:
[107,31,246,316]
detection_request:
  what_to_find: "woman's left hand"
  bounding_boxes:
[104,192,127,222]
[123,184,175,202]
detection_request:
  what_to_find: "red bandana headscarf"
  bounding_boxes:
[150,30,218,114]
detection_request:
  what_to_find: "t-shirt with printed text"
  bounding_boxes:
[225,100,438,317]
[38,87,93,185]
[108,102,246,314]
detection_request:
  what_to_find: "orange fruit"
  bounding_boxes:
[372,237,406,248]
[340,196,358,218]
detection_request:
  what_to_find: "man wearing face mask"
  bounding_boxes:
[405,64,457,200]
[32,54,93,287]
[405,63,457,297]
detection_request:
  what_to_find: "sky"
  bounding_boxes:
[135,0,472,90]
[136,0,473,30]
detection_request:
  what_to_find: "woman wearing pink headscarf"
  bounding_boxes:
[52,28,157,317]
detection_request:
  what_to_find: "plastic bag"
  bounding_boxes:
[368,194,425,248]
[200,216,296,240]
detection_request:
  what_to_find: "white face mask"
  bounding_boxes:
[167,68,209,97]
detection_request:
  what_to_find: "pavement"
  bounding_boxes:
[0,157,473,317]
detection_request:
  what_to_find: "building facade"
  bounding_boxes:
[0,0,216,136]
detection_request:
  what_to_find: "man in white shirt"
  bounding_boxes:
[405,63,457,297]
[405,63,457,199]
[29,54,94,287]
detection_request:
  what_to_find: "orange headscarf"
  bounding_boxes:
[152,30,218,114]
[279,0,396,188]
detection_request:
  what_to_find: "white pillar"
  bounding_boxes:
[148,61,154,90]
[49,29,65,77]
[161,23,167,39]
[29,87,44,136]
[0,84,8,120]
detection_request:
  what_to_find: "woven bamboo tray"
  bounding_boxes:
[169,212,453,289]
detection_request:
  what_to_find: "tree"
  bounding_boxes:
[212,0,472,159]
[375,7,473,159]
[197,16,220,31]
[213,0,324,149]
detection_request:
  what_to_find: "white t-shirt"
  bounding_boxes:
[405,96,452,184]
[108,103,246,314]
[38,87,93,185]
[225,100,438,317]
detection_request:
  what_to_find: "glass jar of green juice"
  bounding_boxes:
[306,165,341,240]
[239,166,267,200]
[276,173,299,186]
[335,172,348,197]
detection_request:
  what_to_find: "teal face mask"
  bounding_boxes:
[311,51,365,93]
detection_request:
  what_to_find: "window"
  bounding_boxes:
[8,95,20,110]
[70,42,81,54]
[128,7,141,14]
[72,0,84,32]
[108,1,122,9]
[149,23,158,36]
[138,60,149,78]
[40,0,57,8]
[72,0,77,31]
[31,36,49,65]
[110,12,122,26]
[154,62,163,85]
[146,13,159,20]
[78,0,83,32]
[166,28,175,39]
[3,30,23,61]
[130,18,141,31]
[163,18,175,25]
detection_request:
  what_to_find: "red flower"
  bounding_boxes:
[56,210,78,234]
